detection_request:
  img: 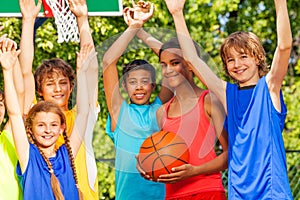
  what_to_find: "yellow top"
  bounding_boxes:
[56,107,99,200]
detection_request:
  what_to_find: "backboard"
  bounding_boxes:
[0,0,123,17]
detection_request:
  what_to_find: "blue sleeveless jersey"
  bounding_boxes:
[17,144,79,200]
[225,77,293,199]
[106,97,166,200]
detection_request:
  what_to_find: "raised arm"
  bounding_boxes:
[124,1,174,103]
[69,44,94,156]
[1,41,29,172]
[69,0,99,108]
[102,3,154,131]
[19,0,42,114]
[164,0,227,110]
[266,0,292,108]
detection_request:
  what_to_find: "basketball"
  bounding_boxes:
[138,130,190,181]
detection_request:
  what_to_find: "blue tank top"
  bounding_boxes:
[225,76,293,199]
[17,144,79,200]
[106,97,166,200]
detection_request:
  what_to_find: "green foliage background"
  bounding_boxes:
[0,0,300,199]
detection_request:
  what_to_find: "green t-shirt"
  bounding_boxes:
[0,129,23,200]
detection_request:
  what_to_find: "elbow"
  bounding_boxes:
[278,40,292,51]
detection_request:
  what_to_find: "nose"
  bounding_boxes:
[54,83,62,92]
[234,59,242,68]
[163,64,173,76]
[44,126,52,134]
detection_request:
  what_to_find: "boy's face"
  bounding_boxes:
[0,98,5,125]
[160,48,190,88]
[38,72,72,111]
[123,69,155,105]
[225,48,259,87]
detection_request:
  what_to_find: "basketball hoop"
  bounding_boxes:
[43,0,79,43]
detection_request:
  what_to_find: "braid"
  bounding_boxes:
[62,131,83,200]
[28,134,64,200]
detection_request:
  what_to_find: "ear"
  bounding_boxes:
[122,81,128,92]
[60,123,66,134]
[151,83,156,92]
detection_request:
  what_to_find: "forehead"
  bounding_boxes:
[43,71,69,82]
[33,112,61,123]
[126,69,152,79]
[160,48,183,62]
[225,47,247,57]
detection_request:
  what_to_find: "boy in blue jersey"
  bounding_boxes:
[164,0,294,199]
[102,1,173,199]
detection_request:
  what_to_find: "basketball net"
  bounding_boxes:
[44,0,79,43]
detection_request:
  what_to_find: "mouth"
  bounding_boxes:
[234,68,246,74]
[52,94,64,99]
[134,93,146,99]
[42,135,54,139]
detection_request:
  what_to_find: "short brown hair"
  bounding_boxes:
[220,31,269,80]
[34,58,75,95]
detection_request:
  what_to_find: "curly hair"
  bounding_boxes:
[34,58,75,97]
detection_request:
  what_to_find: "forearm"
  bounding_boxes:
[275,0,292,50]
[102,26,140,68]
[136,28,162,55]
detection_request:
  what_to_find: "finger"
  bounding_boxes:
[149,3,155,15]
[0,26,4,32]
[131,0,136,7]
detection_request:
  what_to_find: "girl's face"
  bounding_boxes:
[0,98,5,125]
[123,69,155,105]
[39,72,72,111]
[225,48,260,87]
[31,111,65,150]
[159,48,190,88]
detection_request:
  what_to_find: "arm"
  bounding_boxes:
[68,0,98,108]
[102,4,154,131]
[124,1,174,103]
[69,44,94,156]
[266,0,292,110]
[164,0,227,111]
[19,0,42,114]
[1,41,29,172]
[0,35,25,133]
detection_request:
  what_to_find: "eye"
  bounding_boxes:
[51,123,59,127]
[171,61,180,66]
[241,54,248,59]
[227,58,234,63]
[45,82,54,86]
[142,79,150,85]
[128,80,137,85]
[60,81,68,85]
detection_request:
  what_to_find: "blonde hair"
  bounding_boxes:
[25,101,83,199]
[220,31,269,80]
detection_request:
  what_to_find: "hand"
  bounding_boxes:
[0,38,21,71]
[0,36,17,52]
[19,0,42,20]
[76,43,97,72]
[164,0,185,15]
[135,155,154,181]
[68,0,88,18]
[123,0,154,28]
[157,164,195,184]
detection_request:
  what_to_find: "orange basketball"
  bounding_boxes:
[138,130,190,181]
